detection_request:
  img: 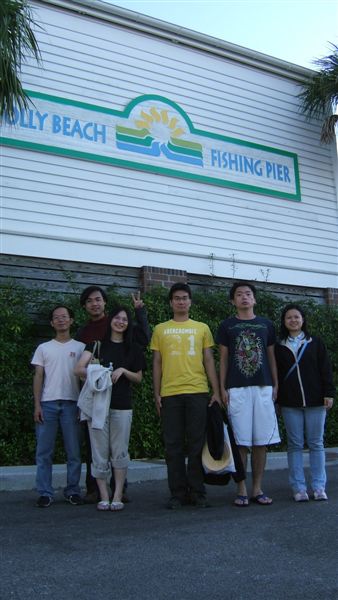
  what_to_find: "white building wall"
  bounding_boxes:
[1,0,337,287]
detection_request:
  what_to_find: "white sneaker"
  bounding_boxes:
[294,491,309,502]
[313,489,328,501]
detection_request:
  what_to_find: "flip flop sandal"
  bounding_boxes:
[97,501,110,511]
[233,495,249,507]
[250,493,273,505]
[110,501,124,511]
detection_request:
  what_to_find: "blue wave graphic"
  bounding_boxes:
[160,143,203,166]
[116,140,161,156]
[116,139,203,166]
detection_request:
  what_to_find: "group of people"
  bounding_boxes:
[32,281,335,511]
[32,287,149,509]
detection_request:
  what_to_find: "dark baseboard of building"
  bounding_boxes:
[0,254,328,305]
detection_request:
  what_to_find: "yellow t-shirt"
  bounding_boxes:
[150,319,214,397]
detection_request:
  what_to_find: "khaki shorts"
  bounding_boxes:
[88,409,132,478]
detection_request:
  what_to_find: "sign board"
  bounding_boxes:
[1,91,301,200]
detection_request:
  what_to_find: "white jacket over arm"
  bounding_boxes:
[77,364,112,429]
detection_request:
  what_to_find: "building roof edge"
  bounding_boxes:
[34,0,315,82]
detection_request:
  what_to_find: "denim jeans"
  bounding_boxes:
[161,393,209,500]
[281,406,327,493]
[35,400,82,498]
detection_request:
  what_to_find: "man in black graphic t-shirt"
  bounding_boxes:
[219,316,275,388]
[216,282,280,507]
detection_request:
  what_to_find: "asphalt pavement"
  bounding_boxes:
[1,465,338,600]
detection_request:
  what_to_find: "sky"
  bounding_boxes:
[101,0,338,70]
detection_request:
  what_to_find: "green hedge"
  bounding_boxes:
[0,280,337,466]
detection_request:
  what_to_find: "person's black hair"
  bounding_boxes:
[279,304,310,340]
[103,305,133,355]
[229,281,257,300]
[49,305,74,320]
[80,286,107,307]
[168,282,192,301]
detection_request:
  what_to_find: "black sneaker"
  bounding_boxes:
[166,497,183,510]
[190,494,210,508]
[36,496,53,508]
[67,494,84,506]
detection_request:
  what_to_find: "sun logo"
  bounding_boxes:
[134,107,185,144]
[116,101,203,166]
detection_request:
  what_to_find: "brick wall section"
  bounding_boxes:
[324,288,338,305]
[140,266,187,293]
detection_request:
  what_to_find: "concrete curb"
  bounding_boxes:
[1,449,337,492]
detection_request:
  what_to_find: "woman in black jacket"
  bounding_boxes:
[275,304,335,502]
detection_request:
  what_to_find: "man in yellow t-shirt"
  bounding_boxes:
[151,283,220,509]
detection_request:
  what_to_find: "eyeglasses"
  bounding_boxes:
[172,296,190,301]
[52,316,70,321]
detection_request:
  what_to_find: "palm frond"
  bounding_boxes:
[0,0,42,120]
[298,43,338,143]
[320,114,338,144]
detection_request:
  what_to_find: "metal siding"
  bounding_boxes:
[1,2,337,287]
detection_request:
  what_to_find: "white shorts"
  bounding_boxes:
[228,386,280,447]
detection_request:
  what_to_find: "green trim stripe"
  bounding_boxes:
[0,137,300,201]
